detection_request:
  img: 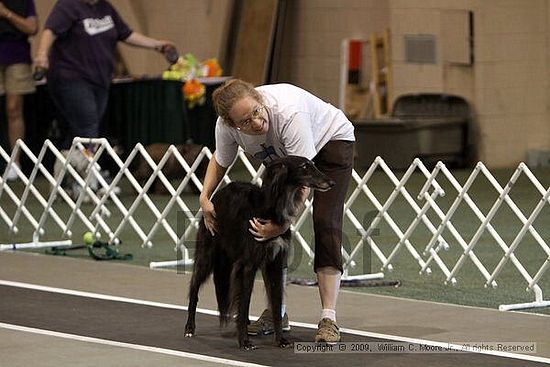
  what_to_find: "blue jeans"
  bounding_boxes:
[47,78,109,149]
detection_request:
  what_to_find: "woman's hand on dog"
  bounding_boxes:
[200,199,218,235]
[248,186,307,241]
[249,218,289,242]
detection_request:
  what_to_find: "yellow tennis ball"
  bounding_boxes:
[83,231,94,245]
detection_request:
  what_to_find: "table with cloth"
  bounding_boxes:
[0,77,228,172]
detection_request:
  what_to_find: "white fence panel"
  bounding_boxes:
[1,138,549,311]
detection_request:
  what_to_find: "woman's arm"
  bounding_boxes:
[199,153,228,235]
[0,2,38,35]
[123,31,173,52]
[34,28,56,70]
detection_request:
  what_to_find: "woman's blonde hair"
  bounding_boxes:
[212,79,264,127]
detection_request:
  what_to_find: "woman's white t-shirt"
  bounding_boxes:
[214,83,355,168]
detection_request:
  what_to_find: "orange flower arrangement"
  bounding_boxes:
[182,79,206,108]
[202,58,223,77]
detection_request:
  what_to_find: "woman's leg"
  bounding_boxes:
[6,94,25,164]
[48,78,106,150]
[3,63,35,176]
[312,140,354,341]
[47,79,108,194]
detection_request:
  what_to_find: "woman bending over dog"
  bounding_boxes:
[200,78,355,343]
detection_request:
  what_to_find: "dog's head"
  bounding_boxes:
[263,155,335,192]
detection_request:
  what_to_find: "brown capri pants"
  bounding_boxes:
[312,140,354,273]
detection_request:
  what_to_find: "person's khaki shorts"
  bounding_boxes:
[0,63,36,96]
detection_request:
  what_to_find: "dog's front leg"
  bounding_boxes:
[264,255,292,349]
[235,265,257,350]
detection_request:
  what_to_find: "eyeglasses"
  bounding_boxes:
[235,105,265,129]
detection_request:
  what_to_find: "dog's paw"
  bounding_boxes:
[184,326,195,337]
[240,341,257,351]
[278,337,292,349]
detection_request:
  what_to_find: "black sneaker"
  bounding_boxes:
[247,309,290,336]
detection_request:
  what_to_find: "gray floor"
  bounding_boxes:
[0,251,548,366]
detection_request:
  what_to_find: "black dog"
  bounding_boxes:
[184,155,334,350]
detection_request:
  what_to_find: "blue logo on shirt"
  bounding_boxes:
[253,144,280,164]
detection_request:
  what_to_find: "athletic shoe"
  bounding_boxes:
[247,309,290,335]
[315,318,341,343]
[4,164,18,181]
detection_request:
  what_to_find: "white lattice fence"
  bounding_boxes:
[417,161,550,311]
[1,138,549,311]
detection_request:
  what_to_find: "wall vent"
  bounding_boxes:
[404,34,436,64]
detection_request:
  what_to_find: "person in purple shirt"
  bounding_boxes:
[34,0,173,155]
[0,0,38,180]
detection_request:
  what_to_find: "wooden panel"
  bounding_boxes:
[441,9,472,65]
[228,0,279,85]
